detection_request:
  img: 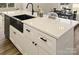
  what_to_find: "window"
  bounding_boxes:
[0,3,15,8]
[0,3,7,8]
[60,3,69,5]
[8,3,14,7]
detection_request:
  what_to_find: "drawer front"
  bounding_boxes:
[24,24,33,40]
[24,24,56,54]
[32,29,56,54]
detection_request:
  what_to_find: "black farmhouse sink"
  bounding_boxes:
[13,14,35,20]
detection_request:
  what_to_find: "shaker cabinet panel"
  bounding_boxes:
[23,36,38,55]
[10,25,24,54]
[24,24,56,54]
[31,28,56,54]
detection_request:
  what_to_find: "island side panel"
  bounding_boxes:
[4,14,10,39]
[56,28,74,55]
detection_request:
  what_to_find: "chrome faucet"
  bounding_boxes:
[26,3,34,15]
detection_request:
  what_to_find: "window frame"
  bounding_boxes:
[0,3,15,8]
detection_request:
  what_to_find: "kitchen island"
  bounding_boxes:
[3,10,79,55]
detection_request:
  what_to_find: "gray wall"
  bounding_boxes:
[0,3,72,13]
[22,3,59,14]
[21,3,73,14]
[15,3,23,10]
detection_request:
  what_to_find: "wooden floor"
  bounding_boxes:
[0,38,21,55]
[0,15,21,55]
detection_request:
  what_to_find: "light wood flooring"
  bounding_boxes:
[0,15,21,55]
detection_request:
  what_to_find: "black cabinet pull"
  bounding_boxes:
[35,43,37,46]
[13,32,16,34]
[26,29,30,32]
[40,37,47,42]
[32,41,35,44]
[32,41,37,46]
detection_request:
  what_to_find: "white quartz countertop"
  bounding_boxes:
[23,17,78,39]
[3,10,79,39]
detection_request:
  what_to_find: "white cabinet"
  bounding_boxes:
[22,37,49,55]
[10,25,48,55]
[22,38,38,55]
[56,28,74,55]
[10,25,25,54]
[24,24,56,54]
[10,23,74,55]
[23,24,74,55]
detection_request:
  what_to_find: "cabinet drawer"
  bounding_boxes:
[24,24,56,54]
[24,24,33,40]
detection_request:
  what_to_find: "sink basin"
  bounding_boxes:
[13,14,35,20]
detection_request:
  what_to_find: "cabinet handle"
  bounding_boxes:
[35,43,37,46]
[32,41,37,46]
[40,37,47,42]
[32,41,35,44]
[26,29,30,32]
[13,32,16,34]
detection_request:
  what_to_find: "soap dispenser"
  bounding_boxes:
[37,5,43,17]
[37,5,40,16]
[39,8,43,17]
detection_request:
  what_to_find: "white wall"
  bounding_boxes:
[72,4,79,21]
[57,3,72,9]
[22,3,59,14]
[22,3,73,14]
[15,3,23,10]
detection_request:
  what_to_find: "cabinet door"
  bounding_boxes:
[24,24,49,55]
[10,25,39,55]
[38,46,49,55]
[10,25,24,54]
[10,26,16,44]
[23,36,49,55]
[24,24,56,54]
[32,29,56,54]
[23,37,38,55]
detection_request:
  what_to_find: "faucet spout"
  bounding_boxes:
[26,3,34,15]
